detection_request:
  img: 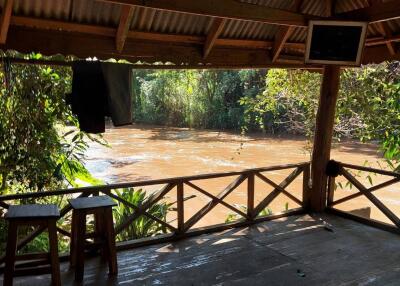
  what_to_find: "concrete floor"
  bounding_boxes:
[3,213,400,285]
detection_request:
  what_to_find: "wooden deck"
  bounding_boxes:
[3,213,400,285]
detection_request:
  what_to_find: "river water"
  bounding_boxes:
[85,124,398,228]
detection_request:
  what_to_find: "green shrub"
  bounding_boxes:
[112,188,172,241]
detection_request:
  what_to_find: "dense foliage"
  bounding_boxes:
[133,69,266,130]
[0,59,103,195]
[133,63,400,169]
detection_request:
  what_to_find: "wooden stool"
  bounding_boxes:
[69,196,118,282]
[4,204,61,286]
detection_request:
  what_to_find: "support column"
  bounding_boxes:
[310,65,341,212]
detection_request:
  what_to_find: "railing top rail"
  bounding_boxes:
[337,161,400,178]
[0,162,310,202]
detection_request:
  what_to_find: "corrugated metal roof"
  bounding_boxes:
[13,0,71,20]
[130,7,212,35]
[71,0,121,27]
[2,0,400,61]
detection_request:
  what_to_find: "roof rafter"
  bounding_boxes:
[367,0,397,56]
[203,18,226,59]
[116,5,135,52]
[338,0,400,23]
[9,15,396,51]
[376,20,397,55]
[2,26,315,69]
[271,0,303,62]
[98,0,310,27]
[0,0,14,44]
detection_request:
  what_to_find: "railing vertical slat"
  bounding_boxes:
[302,164,311,210]
[177,182,184,234]
[247,173,255,220]
[327,176,335,207]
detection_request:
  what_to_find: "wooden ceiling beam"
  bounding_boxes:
[9,15,400,57]
[363,44,400,64]
[203,18,226,59]
[1,26,319,69]
[98,0,310,27]
[271,0,303,62]
[376,20,397,55]
[338,0,400,23]
[0,0,14,44]
[9,16,306,51]
[367,0,397,56]
[116,5,135,52]
[271,26,295,62]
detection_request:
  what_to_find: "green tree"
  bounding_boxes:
[0,59,103,194]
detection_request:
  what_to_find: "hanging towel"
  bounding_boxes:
[67,61,132,133]
[101,62,132,126]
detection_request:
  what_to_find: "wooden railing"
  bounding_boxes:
[0,162,310,267]
[326,160,400,234]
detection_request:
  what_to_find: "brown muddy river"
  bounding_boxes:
[86,124,399,228]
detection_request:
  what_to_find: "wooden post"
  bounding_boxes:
[247,173,255,220]
[310,65,341,212]
[327,176,335,207]
[302,164,311,210]
[177,182,184,234]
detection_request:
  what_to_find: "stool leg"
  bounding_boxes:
[4,222,18,286]
[70,211,78,268]
[75,211,86,282]
[48,220,61,286]
[104,208,118,276]
[94,210,105,260]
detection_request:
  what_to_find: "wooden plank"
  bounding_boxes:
[48,220,61,286]
[256,172,303,206]
[116,5,134,52]
[372,0,396,56]
[116,208,305,251]
[247,173,255,219]
[104,208,118,275]
[338,0,400,23]
[326,0,336,17]
[341,168,400,228]
[176,182,184,234]
[331,177,400,206]
[69,196,117,210]
[10,16,116,37]
[100,0,310,27]
[2,26,321,69]
[103,190,177,232]
[271,26,295,62]
[0,201,9,209]
[185,181,248,219]
[310,66,340,212]
[0,162,310,202]
[339,162,400,178]
[184,174,247,231]
[271,0,302,62]
[327,176,335,207]
[10,16,309,51]
[3,221,17,286]
[203,18,226,59]
[0,0,13,44]
[253,167,303,216]
[327,207,400,235]
[302,164,311,209]
[114,183,175,235]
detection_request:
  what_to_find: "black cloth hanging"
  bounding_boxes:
[67,61,132,133]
